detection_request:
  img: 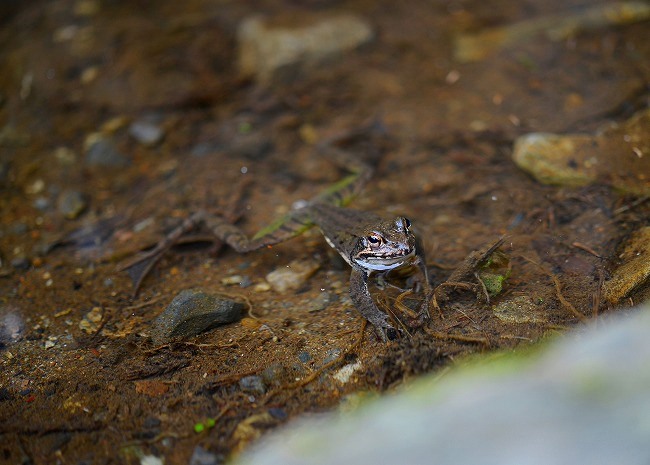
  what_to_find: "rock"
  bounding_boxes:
[454,2,650,62]
[493,295,546,324]
[603,226,650,304]
[221,275,252,288]
[261,363,291,387]
[150,289,245,344]
[253,282,271,292]
[229,132,272,160]
[0,309,24,346]
[79,307,103,333]
[57,190,87,219]
[512,108,650,195]
[233,304,650,465]
[306,292,336,312]
[238,14,373,82]
[129,119,164,146]
[239,375,267,395]
[332,361,362,384]
[10,256,30,270]
[190,446,221,465]
[85,135,130,167]
[297,351,312,363]
[266,259,321,294]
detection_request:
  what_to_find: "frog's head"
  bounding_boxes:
[352,217,416,271]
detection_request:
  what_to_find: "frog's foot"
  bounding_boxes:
[366,313,399,342]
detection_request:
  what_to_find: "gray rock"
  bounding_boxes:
[85,136,130,167]
[33,197,51,211]
[229,132,272,160]
[10,256,30,270]
[297,351,312,363]
[57,190,87,219]
[0,309,24,346]
[306,292,336,312]
[190,446,221,465]
[239,375,267,395]
[238,14,373,82]
[129,120,164,146]
[150,289,245,344]
[234,304,650,465]
[261,363,291,387]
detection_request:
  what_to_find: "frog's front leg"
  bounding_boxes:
[349,268,398,341]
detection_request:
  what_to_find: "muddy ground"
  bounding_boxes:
[1,0,649,464]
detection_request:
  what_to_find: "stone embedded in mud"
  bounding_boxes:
[79,306,103,333]
[454,2,650,62]
[602,226,650,305]
[306,291,336,312]
[84,135,130,167]
[57,190,87,219]
[332,360,363,384]
[239,375,267,395]
[237,14,374,82]
[128,119,164,147]
[150,289,245,345]
[493,295,546,324]
[0,309,24,346]
[190,445,221,465]
[512,108,650,195]
[266,259,321,294]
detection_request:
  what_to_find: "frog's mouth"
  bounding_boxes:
[354,248,415,271]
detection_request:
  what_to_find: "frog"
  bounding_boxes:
[123,126,430,341]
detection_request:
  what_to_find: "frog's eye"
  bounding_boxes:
[366,234,382,246]
[404,218,411,229]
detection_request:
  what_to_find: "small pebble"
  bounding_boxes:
[261,363,290,387]
[221,275,246,286]
[79,307,103,333]
[332,360,363,384]
[129,120,164,146]
[297,351,312,363]
[85,135,130,167]
[189,446,221,465]
[57,190,87,219]
[253,282,271,292]
[53,146,77,165]
[10,257,30,270]
[33,197,50,211]
[306,291,336,312]
[266,259,320,293]
[239,375,266,395]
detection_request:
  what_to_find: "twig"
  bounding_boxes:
[523,256,588,323]
[592,267,605,318]
[474,272,491,304]
[571,242,602,258]
[423,328,490,346]
[123,295,165,311]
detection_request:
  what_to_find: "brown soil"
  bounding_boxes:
[1,1,648,463]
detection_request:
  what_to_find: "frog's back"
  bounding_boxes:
[308,202,382,239]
